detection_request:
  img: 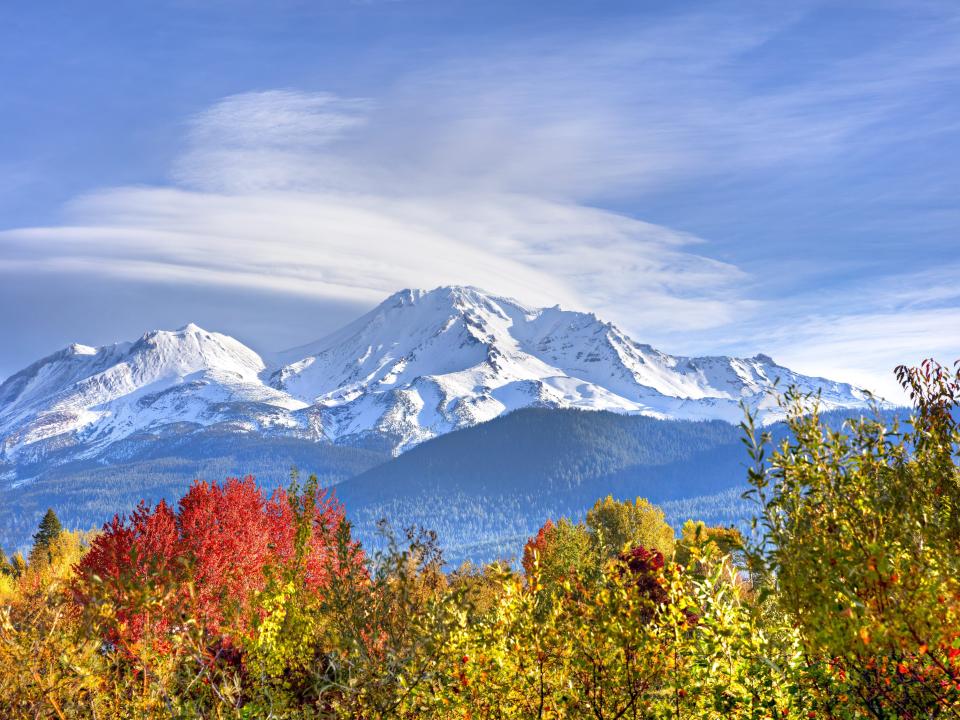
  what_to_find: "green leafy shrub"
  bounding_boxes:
[745,359,960,718]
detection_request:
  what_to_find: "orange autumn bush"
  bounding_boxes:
[74,475,353,653]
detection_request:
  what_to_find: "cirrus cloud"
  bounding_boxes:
[1,85,755,347]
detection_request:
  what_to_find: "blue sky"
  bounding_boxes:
[1,0,958,399]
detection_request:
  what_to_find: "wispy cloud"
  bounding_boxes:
[363,4,960,199]
[173,90,372,192]
[0,183,751,333]
[764,307,960,401]
[706,265,960,400]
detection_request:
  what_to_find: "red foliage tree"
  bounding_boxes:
[522,519,555,578]
[617,545,667,605]
[618,545,699,625]
[75,475,355,651]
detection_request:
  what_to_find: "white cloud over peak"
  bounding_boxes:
[1,182,750,335]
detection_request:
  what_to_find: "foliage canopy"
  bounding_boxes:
[0,359,957,719]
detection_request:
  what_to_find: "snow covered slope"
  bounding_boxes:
[0,325,316,481]
[0,286,874,482]
[268,286,872,450]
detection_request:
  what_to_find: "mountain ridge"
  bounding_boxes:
[1,285,875,485]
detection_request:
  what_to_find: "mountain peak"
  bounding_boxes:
[379,285,534,314]
[67,343,98,356]
[141,322,211,340]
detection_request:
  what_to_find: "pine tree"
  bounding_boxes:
[0,547,12,576]
[30,508,63,565]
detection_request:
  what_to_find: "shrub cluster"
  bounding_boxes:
[0,360,957,719]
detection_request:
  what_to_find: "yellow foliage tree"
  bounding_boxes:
[586,495,676,557]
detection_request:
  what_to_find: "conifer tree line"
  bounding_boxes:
[0,359,958,718]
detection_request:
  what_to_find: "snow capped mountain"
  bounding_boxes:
[0,286,874,483]
[268,286,872,449]
[0,324,312,480]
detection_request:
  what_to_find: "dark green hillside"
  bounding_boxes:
[336,406,903,564]
[336,409,750,563]
[339,408,742,502]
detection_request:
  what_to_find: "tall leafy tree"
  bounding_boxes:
[676,520,746,570]
[522,517,593,586]
[523,497,677,589]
